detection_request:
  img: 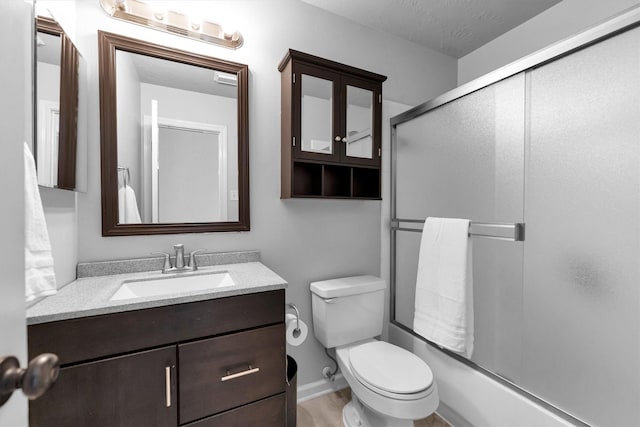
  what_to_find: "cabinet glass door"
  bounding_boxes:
[345,85,373,159]
[341,76,380,166]
[301,74,333,155]
[294,63,340,162]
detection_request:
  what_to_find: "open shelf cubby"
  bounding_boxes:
[352,167,380,198]
[323,165,351,197]
[289,161,380,199]
[292,162,322,196]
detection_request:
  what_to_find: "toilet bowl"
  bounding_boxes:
[310,276,439,427]
[337,340,438,427]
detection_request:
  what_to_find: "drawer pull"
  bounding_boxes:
[221,365,260,382]
[165,366,171,407]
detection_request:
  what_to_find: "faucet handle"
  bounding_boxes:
[188,249,207,271]
[151,252,172,273]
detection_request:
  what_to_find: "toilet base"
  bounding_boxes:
[342,395,413,427]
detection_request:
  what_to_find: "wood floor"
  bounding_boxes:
[297,388,451,427]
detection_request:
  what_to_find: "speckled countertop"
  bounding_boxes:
[27,260,287,325]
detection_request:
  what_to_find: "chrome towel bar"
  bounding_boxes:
[391,219,525,242]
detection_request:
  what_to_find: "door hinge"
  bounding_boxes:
[292,136,296,147]
[378,147,381,157]
[293,74,296,84]
[379,94,382,103]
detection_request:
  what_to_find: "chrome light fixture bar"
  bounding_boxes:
[99,0,243,49]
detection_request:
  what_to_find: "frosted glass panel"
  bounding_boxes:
[394,73,525,374]
[394,231,421,328]
[395,73,525,223]
[524,27,640,426]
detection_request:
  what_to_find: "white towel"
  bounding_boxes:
[413,217,474,358]
[118,185,141,224]
[24,142,57,303]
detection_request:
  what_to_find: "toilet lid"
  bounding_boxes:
[349,341,433,395]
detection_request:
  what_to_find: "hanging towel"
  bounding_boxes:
[413,217,474,358]
[118,185,141,224]
[24,142,57,303]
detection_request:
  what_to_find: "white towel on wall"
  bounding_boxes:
[413,217,474,358]
[24,142,57,302]
[118,185,141,224]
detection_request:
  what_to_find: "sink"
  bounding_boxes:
[110,271,235,301]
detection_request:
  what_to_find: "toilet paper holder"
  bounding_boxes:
[287,303,301,336]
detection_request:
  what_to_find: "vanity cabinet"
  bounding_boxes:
[279,49,387,199]
[28,290,286,427]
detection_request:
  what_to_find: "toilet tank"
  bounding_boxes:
[310,276,386,348]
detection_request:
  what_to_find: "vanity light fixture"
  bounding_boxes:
[99,0,244,49]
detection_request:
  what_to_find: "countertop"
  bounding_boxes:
[27,261,287,325]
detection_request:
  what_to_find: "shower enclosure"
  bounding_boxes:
[390,8,640,427]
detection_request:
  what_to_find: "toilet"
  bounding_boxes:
[310,275,439,427]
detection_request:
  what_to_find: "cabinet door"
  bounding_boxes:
[340,75,381,167]
[29,346,177,427]
[293,63,342,162]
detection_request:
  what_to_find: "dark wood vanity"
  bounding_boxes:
[28,290,286,426]
[279,50,387,199]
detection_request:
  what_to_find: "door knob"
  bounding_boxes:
[0,353,59,407]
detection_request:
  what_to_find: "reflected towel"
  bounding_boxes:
[24,142,57,302]
[414,217,474,358]
[118,185,141,224]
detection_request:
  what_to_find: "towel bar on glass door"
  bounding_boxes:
[390,219,525,242]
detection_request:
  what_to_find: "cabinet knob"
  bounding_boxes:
[334,136,341,142]
[341,137,347,143]
[0,353,60,406]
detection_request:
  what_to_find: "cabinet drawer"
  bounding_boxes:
[184,394,286,427]
[179,323,286,423]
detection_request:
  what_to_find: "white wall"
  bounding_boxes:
[116,51,142,209]
[59,0,458,388]
[458,0,640,85]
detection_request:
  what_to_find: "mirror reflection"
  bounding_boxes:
[301,74,333,154]
[345,85,373,159]
[115,51,239,225]
[35,15,87,191]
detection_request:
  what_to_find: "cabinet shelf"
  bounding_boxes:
[280,49,386,200]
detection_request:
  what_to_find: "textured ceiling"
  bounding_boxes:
[122,51,237,99]
[300,0,562,58]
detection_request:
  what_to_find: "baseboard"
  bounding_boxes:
[297,374,349,403]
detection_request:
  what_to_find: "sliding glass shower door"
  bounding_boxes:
[391,22,640,426]
[522,25,640,426]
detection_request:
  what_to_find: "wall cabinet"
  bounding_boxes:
[279,49,386,199]
[28,290,286,427]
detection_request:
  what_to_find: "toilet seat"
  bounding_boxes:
[349,341,434,401]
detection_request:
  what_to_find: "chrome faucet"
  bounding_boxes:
[152,245,206,273]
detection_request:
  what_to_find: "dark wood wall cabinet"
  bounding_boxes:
[28,290,287,427]
[279,49,387,199]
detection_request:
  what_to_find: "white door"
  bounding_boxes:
[0,0,31,425]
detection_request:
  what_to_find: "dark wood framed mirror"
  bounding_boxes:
[36,16,81,191]
[98,31,249,236]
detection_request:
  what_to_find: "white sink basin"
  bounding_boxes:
[110,271,235,301]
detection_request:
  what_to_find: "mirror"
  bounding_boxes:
[345,85,373,159]
[98,31,249,236]
[35,15,87,191]
[301,74,333,154]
